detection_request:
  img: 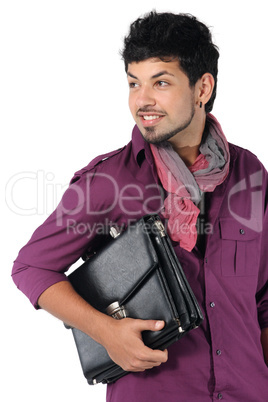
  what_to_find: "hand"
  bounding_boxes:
[101,318,168,372]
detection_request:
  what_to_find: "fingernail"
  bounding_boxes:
[155,321,164,329]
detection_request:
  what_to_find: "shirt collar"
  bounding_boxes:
[131,125,154,167]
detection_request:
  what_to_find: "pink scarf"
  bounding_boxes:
[150,113,230,252]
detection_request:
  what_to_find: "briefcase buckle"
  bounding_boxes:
[106,301,127,319]
[110,227,121,239]
[154,220,166,237]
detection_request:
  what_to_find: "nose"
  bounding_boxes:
[135,85,156,109]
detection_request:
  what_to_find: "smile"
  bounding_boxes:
[143,115,161,120]
[138,113,165,127]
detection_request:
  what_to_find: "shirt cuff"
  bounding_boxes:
[12,261,69,309]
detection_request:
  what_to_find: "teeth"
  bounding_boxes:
[143,115,161,120]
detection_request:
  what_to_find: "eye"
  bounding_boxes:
[156,80,169,87]
[128,82,139,89]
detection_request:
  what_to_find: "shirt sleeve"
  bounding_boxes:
[11,170,103,309]
[256,164,268,330]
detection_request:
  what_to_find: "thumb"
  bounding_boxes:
[138,319,165,332]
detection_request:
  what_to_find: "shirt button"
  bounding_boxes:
[210,302,215,308]
[217,393,223,399]
[240,229,245,235]
[216,349,222,355]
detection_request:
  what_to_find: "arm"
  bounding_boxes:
[13,170,168,371]
[38,281,168,372]
[256,166,268,366]
[261,328,268,366]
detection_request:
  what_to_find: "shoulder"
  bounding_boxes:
[229,142,267,172]
[70,144,130,184]
[228,143,268,198]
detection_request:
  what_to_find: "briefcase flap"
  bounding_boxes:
[68,218,159,314]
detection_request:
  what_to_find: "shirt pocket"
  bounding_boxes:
[219,218,259,276]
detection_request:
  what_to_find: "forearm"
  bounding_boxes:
[261,327,268,366]
[38,280,112,345]
[37,280,168,372]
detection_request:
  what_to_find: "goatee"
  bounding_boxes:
[141,104,195,145]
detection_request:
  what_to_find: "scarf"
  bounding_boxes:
[150,113,230,252]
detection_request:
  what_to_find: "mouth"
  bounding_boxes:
[137,113,165,127]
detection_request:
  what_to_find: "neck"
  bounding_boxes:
[168,112,206,167]
[170,144,200,167]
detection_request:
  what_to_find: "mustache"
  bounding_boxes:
[136,108,166,115]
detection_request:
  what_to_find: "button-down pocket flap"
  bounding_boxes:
[219,218,258,241]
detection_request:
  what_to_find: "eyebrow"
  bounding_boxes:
[127,70,175,80]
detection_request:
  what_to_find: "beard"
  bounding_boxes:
[140,102,196,145]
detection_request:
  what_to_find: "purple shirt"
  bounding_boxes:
[12,123,268,401]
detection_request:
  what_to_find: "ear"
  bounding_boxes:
[195,73,215,107]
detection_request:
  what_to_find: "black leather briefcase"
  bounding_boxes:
[66,215,203,385]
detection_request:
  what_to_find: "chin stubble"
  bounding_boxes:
[142,103,196,145]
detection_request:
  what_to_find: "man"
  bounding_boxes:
[12,11,268,401]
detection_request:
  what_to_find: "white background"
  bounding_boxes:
[1,1,267,401]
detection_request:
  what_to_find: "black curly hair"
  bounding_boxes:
[122,11,219,113]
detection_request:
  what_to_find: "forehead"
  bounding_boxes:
[127,57,183,77]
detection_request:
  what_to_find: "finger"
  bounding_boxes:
[128,359,163,371]
[124,347,168,372]
[141,358,166,370]
[146,347,168,363]
[136,319,166,332]
[133,351,168,371]
[136,344,168,364]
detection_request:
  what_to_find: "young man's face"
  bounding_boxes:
[127,58,198,145]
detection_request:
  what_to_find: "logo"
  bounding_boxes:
[228,170,263,232]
